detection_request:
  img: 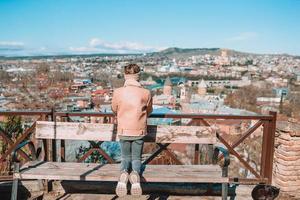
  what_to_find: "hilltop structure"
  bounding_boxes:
[198,79,207,96]
[163,76,172,96]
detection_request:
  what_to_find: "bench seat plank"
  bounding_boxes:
[15,162,228,183]
[35,121,217,144]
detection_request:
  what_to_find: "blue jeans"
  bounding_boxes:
[120,139,144,174]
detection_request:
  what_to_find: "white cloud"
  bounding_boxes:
[226,32,258,42]
[0,41,25,51]
[39,46,47,51]
[70,38,165,53]
[69,46,98,52]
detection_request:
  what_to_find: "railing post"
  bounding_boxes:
[260,111,276,184]
[193,118,200,164]
[60,114,68,162]
[267,111,277,184]
[50,107,57,162]
[60,115,67,162]
[260,120,269,178]
[194,144,199,164]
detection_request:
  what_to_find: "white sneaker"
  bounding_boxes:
[129,171,142,196]
[115,171,129,197]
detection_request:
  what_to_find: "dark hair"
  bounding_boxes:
[124,64,140,74]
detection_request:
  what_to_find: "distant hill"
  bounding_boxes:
[147,47,262,58]
[147,47,219,57]
[160,47,221,55]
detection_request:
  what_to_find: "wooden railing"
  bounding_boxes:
[0,109,277,185]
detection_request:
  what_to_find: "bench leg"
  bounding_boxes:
[11,162,20,200]
[37,179,44,191]
[222,183,228,200]
[44,179,49,193]
[11,177,19,200]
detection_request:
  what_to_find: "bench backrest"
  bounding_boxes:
[35,121,217,144]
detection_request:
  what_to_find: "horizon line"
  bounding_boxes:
[1,47,299,59]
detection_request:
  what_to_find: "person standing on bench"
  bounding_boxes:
[111,63,153,197]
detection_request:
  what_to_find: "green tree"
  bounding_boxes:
[0,116,23,141]
[0,116,23,174]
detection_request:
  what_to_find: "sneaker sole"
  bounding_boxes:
[116,182,127,197]
[131,183,142,196]
[116,172,129,197]
[129,172,142,196]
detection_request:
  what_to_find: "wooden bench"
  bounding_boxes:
[11,121,231,200]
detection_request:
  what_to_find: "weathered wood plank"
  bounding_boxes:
[17,168,223,179]
[16,162,227,183]
[21,161,222,172]
[36,121,217,144]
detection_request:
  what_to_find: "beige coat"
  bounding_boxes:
[111,79,153,137]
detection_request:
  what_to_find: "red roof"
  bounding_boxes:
[92,89,109,96]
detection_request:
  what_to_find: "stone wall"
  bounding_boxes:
[273,119,300,199]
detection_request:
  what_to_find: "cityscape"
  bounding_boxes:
[1,48,299,118]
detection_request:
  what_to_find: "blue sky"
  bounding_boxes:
[1,0,300,56]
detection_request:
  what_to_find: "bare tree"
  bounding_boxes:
[224,85,274,113]
[36,63,50,74]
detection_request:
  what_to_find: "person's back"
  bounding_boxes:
[111,64,152,197]
[112,81,152,136]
